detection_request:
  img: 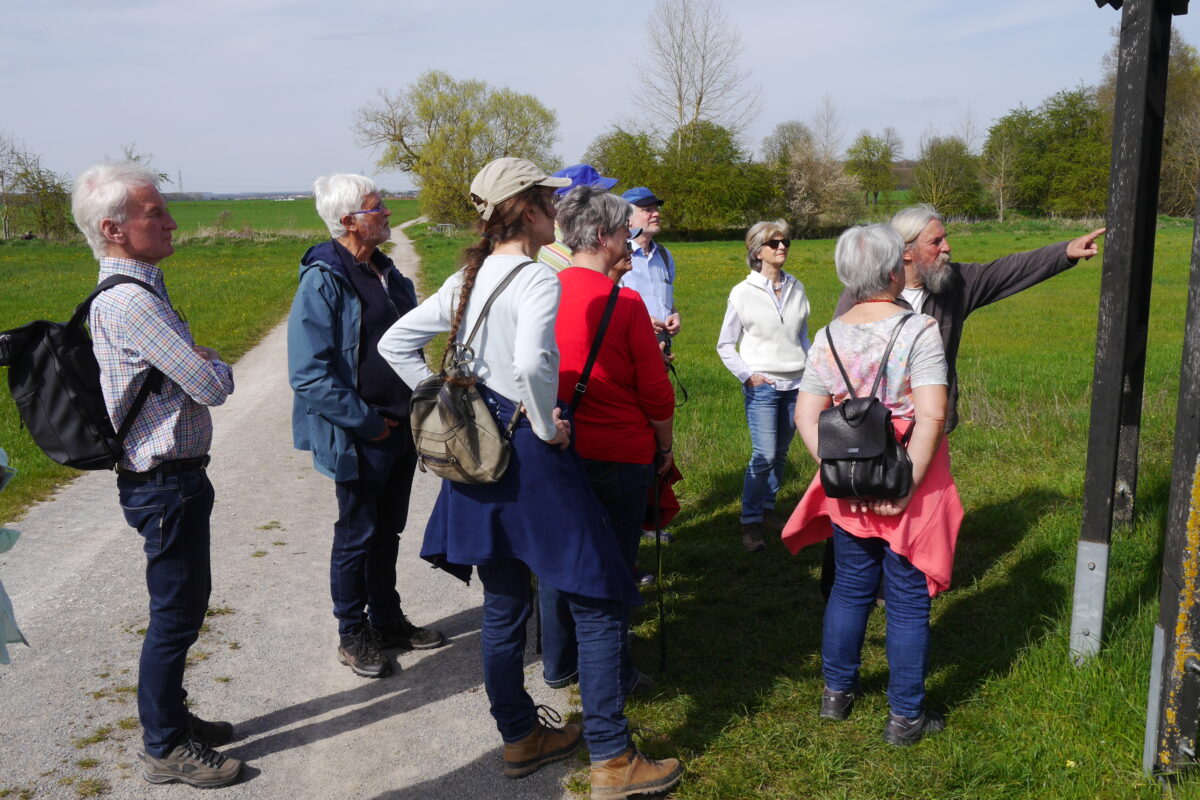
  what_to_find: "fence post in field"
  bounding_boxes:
[1069,0,1173,665]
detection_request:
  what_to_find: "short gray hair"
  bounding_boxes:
[71,161,161,259]
[556,185,632,252]
[834,224,905,303]
[890,204,942,251]
[744,219,789,271]
[314,173,376,238]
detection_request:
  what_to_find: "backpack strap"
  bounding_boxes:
[825,312,914,401]
[460,260,534,350]
[76,275,166,449]
[569,284,620,415]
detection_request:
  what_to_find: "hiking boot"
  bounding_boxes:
[634,568,656,587]
[882,709,946,747]
[627,669,657,698]
[741,523,766,552]
[372,616,446,650]
[589,748,683,800]
[502,706,582,778]
[142,738,242,787]
[819,686,862,721]
[184,710,234,746]
[338,626,393,678]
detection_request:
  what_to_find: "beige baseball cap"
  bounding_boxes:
[469,158,570,221]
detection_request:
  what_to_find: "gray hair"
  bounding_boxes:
[71,161,161,259]
[556,185,632,252]
[744,219,789,271]
[834,224,905,303]
[890,204,942,251]
[314,173,376,238]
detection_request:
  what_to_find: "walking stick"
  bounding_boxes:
[653,472,666,672]
[532,574,542,655]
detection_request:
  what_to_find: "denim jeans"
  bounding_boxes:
[477,559,632,762]
[331,427,418,636]
[741,383,798,523]
[821,524,931,718]
[117,469,214,758]
[539,459,652,688]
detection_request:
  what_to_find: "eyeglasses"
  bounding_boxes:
[764,238,791,249]
[352,204,388,216]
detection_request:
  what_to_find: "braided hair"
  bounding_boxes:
[442,185,556,367]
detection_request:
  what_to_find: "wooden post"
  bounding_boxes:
[1145,184,1200,776]
[1069,0,1170,664]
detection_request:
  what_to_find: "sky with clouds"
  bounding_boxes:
[4,0,1199,194]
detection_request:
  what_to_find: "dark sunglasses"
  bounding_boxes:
[764,238,791,249]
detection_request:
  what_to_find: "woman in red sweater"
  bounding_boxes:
[539,185,676,692]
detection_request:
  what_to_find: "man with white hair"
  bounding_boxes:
[287,174,443,681]
[836,205,1106,433]
[74,161,240,787]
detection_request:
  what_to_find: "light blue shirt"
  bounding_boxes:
[619,239,675,323]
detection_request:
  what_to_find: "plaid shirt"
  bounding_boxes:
[89,258,234,472]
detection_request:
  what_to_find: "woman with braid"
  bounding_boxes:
[379,158,682,799]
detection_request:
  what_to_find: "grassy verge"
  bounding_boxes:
[408,218,1194,799]
[0,198,421,523]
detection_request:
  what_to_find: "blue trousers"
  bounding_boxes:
[477,559,632,762]
[118,469,214,758]
[822,525,932,718]
[331,426,417,636]
[539,459,652,688]
[741,383,797,523]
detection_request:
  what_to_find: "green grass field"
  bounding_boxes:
[168,197,420,236]
[0,198,419,521]
[407,218,1198,799]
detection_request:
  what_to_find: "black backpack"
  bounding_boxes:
[0,276,162,470]
[817,313,915,499]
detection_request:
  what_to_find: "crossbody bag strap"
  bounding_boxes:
[569,285,620,415]
[459,260,534,350]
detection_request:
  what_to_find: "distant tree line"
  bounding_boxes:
[355,4,1200,235]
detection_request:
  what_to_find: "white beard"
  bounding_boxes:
[919,254,952,293]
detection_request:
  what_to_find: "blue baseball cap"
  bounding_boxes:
[621,186,663,208]
[552,164,618,196]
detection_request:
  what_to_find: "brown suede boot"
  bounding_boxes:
[589,748,683,799]
[502,714,583,778]
[741,522,766,552]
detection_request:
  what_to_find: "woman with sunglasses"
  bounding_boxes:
[717,220,811,552]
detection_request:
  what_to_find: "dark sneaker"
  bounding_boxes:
[741,522,766,552]
[634,568,656,587]
[502,705,582,778]
[185,710,234,746]
[142,738,242,787]
[589,748,682,800]
[338,626,393,678]
[882,709,946,746]
[372,616,445,650]
[627,669,657,698]
[819,686,862,721]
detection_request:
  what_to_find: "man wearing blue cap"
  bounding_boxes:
[620,187,679,339]
[537,164,618,272]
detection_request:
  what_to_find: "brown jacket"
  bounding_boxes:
[835,241,1075,433]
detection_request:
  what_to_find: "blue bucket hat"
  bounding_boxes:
[552,164,618,196]
[621,187,663,208]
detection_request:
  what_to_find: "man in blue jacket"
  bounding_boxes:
[287,174,443,678]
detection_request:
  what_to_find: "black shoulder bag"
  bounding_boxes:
[817,313,915,499]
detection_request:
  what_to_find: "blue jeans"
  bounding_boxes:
[331,426,417,636]
[478,559,632,762]
[741,383,798,523]
[540,459,652,688]
[822,525,931,718]
[117,469,214,758]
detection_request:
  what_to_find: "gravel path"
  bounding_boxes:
[0,220,578,799]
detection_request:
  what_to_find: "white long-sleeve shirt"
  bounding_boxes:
[378,254,562,441]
